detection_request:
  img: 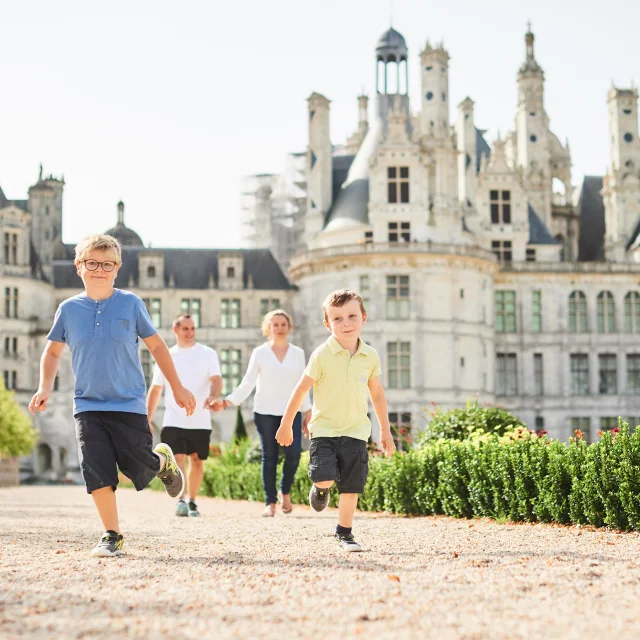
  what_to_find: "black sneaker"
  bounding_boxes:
[91,531,125,558]
[335,532,362,552]
[188,500,200,518]
[309,485,330,512]
[154,443,185,498]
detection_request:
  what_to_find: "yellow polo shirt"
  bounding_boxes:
[305,335,381,441]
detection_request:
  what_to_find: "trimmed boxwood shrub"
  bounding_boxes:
[194,423,640,531]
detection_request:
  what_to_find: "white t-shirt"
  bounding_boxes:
[226,342,311,416]
[151,342,221,430]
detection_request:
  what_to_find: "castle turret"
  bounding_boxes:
[602,87,640,260]
[515,25,552,224]
[420,41,450,139]
[456,97,476,206]
[304,93,332,244]
[28,165,65,278]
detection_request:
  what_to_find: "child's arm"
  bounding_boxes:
[143,334,196,416]
[28,341,65,414]
[368,376,396,455]
[275,375,315,446]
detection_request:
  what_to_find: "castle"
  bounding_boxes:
[2,25,640,480]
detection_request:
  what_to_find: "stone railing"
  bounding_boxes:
[500,261,640,274]
[291,241,497,267]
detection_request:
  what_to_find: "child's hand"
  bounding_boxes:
[302,410,311,438]
[276,423,294,447]
[210,400,225,412]
[173,386,196,416]
[380,431,396,456]
[28,389,50,415]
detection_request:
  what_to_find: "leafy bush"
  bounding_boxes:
[192,422,640,531]
[0,380,38,458]
[421,399,526,442]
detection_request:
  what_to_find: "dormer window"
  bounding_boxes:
[227,266,235,278]
[388,167,410,204]
[3,232,18,265]
[490,190,511,224]
[147,265,156,278]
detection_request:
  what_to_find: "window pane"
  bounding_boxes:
[502,204,511,224]
[490,190,498,201]
[400,182,410,203]
[400,167,409,179]
[387,167,397,178]
[502,190,511,201]
[491,204,500,224]
[388,183,397,203]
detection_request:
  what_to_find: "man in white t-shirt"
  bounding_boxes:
[146,314,222,517]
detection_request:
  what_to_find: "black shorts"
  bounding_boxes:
[74,411,160,494]
[308,436,369,494]
[161,427,211,460]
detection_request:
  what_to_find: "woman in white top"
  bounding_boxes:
[213,310,311,517]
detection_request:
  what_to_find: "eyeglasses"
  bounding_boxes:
[83,260,117,272]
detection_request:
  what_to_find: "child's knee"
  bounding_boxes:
[315,480,334,489]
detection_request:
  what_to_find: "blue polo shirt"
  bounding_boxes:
[47,289,157,415]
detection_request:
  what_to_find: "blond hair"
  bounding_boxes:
[322,289,366,322]
[74,234,122,266]
[262,309,293,338]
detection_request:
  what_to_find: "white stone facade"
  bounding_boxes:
[245,25,640,443]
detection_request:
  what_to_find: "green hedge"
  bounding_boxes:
[197,423,640,530]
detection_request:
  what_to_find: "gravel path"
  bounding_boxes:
[2,486,640,639]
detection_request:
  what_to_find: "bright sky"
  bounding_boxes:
[1,0,638,249]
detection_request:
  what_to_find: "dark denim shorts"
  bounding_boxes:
[161,427,211,460]
[74,411,160,494]
[308,436,369,494]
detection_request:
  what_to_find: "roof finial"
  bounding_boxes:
[117,200,125,225]
[38,164,43,182]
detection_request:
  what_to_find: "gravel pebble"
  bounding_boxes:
[2,486,640,639]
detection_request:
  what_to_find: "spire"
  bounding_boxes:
[519,23,543,76]
[117,201,125,225]
[38,164,43,182]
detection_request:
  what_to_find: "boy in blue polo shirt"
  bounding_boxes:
[29,234,196,558]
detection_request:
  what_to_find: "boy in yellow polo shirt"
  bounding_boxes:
[276,289,395,551]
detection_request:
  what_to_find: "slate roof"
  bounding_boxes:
[0,186,28,211]
[476,128,491,172]
[577,176,605,261]
[528,204,559,245]
[53,247,295,291]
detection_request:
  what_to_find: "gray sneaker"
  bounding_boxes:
[188,500,200,517]
[91,531,125,558]
[309,485,330,512]
[335,532,362,552]
[154,443,185,498]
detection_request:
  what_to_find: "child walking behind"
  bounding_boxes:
[276,289,395,551]
[28,234,196,558]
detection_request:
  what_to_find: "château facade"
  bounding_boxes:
[242,26,640,443]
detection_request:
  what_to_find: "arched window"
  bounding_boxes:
[37,443,53,473]
[147,265,156,278]
[569,291,588,333]
[624,292,640,333]
[597,291,616,333]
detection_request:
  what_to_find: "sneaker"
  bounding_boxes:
[176,498,189,517]
[91,531,125,558]
[309,485,330,512]
[188,500,200,517]
[154,443,185,498]
[335,532,362,552]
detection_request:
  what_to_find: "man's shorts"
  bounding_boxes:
[161,427,211,460]
[308,436,369,494]
[74,411,160,494]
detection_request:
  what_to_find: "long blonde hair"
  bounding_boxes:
[262,309,293,339]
